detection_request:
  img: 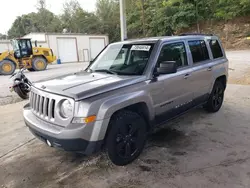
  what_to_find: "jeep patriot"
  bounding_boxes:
[23,34,228,165]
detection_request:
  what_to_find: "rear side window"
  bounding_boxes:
[188,40,209,63]
[209,40,223,59]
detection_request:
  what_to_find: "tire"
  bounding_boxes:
[32,57,47,71]
[27,68,35,72]
[0,59,16,75]
[205,80,225,113]
[14,85,29,99]
[106,110,147,166]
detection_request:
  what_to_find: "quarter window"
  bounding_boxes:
[188,40,209,63]
[158,42,188,68]
[209,40,223,59]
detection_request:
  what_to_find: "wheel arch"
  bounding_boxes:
[216,75,227,89]
[91,92,154,142]
[209,74,227,94]
[102,102,152,149]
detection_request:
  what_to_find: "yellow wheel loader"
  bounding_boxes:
[0,39,56,75]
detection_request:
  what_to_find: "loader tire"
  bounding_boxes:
[0,59,16,75]
[32,57,47,71]
[27,68,35,72]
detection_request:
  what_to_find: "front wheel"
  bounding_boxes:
[205,80,225,113]
[106,110,147,166]
[14,85,29,99]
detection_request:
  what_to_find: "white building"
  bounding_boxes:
[0,33,109,63]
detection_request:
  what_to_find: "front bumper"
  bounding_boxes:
[23,103,103,155]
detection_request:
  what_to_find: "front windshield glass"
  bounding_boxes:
[11,40,19,51]
[88,43,155,75]
[11,40,21,58]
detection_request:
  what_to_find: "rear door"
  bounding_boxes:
[187,40,213,102]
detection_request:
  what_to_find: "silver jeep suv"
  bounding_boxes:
[23,34,228,165]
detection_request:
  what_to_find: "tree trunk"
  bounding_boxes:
[195,1,200,33]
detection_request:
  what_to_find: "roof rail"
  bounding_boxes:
[179,33,214,36]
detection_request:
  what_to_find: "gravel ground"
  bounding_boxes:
[0,50,250,188]
[0,84,250,188]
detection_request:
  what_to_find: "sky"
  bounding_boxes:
[0,0,97,34]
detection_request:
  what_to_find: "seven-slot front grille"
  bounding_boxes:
[30,91,56,120]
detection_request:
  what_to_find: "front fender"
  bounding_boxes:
[97,90,154,121]
[88,91,154,141]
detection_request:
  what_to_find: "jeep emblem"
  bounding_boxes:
[41,85,46,89]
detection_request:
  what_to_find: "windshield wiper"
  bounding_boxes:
[94,69,118,75]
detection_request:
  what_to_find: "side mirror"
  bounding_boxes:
[156,61,177,75]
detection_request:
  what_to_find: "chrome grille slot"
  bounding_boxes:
[48,98,54,119]
[45,98,49,117]
[39,96,45,115]
[51,99,55,118]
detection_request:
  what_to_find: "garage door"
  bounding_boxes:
[90,38,105,60]
[57,38,78,63]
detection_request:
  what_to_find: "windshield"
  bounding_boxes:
[11,40,21,58]
[11,40,19,51]
[88,43,154,75]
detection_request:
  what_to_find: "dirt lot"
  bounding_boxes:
[227,50,250,85]
[0,51,250,188]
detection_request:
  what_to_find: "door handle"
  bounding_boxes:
[184,74,190,79]
[207,67,212,71]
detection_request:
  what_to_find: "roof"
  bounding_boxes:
[113,34,218,45]
[24,32,108,37]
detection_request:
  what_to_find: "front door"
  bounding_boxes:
[152,41,194,121]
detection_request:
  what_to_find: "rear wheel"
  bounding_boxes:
[0,60,16,75]
[27,68,35,72]
[205,80,225,113]
[106,110,147,166]
[32,57,47,71]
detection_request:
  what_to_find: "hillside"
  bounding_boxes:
[181,16,250,50]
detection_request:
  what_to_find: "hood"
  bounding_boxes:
[33,71,146,100]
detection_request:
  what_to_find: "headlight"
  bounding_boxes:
[60,100,73,118]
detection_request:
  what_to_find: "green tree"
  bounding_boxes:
[61,0,100,34]
[96,0,120,42]
[8,0,62,38]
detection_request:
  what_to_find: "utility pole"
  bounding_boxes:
[119,0,127,41]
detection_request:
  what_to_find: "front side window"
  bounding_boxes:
[157,42,188,68]
[188,40,209,63]
[88,43,154,75]
[209,39,223,59]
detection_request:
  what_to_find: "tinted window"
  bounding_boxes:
[209,40,223,59]
[188,40,209,63]
[158,42,188,68]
